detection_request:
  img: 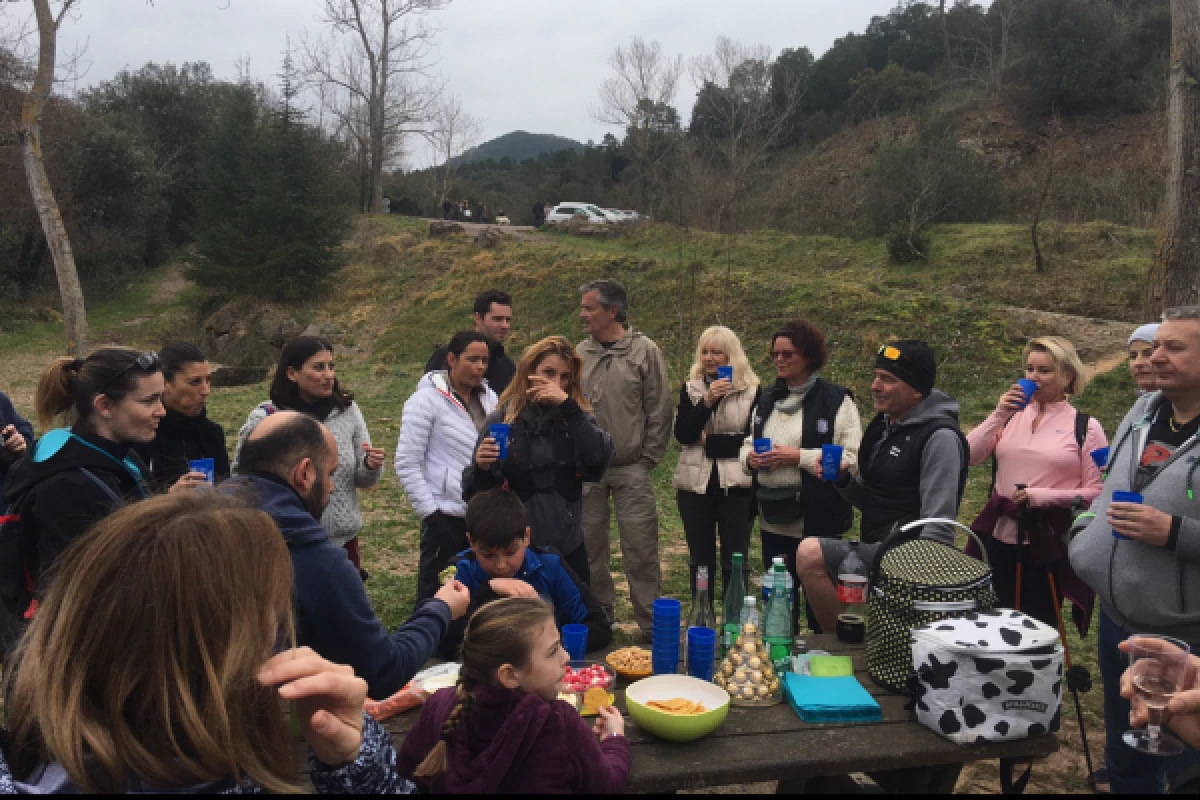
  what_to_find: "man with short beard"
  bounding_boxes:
[232,411,470,700]
[1072,307,1200,793]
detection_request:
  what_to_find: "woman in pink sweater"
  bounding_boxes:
[967,336,1107,630]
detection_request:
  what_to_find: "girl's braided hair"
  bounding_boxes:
[412,597,556,780]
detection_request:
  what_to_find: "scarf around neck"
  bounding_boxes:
[774,372,819,415]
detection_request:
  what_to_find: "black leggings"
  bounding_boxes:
[676,475,752,610]
[561,542,591,587]
[981,534,1060,630]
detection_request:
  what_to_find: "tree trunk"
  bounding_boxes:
[1148,0,1200,314]
[19,0,87,357]
[940,0,953,71]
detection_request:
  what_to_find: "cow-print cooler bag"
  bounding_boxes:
[910,610,1063,745]
[867,518,997,693]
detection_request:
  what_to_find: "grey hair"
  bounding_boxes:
[1163,306,1200,322]
[579,279,629,324]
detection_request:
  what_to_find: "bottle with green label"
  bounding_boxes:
[722,553,746,655]
[764,563,793,674]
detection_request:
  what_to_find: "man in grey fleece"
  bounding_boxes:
[796,340,968,632]
[1070,307,1200,794]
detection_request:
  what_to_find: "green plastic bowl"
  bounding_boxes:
[625,675,731,742]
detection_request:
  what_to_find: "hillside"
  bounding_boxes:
[456,130,584,165]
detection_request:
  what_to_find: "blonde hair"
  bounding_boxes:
[413,598,556,781]
[1023,336,1088,396]
[688,326,760,391]
[497,336,592,423]
[4,492,299,793]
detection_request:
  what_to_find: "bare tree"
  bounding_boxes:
[302,0,447,213]
[689,37,801,231]
[1147,0,1200,313]
[592,37,682,216]
[955,0,1026,92]
[1031,115,1062,274]
[425,92,481,209]
[17,0,86,355]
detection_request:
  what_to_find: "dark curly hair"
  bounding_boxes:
[772,320,828,373]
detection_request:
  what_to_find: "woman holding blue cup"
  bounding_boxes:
[966,336,1107,629]
[673,326,761,610]
[739,320,862,635]
[466,336,613,585]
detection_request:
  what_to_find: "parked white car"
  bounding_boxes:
[495,214,511,225]
[546,203,610,225]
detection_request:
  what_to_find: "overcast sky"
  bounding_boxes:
[52,0,903,166]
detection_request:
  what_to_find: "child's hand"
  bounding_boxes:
[259,647,367,768]
[593,705,624,740]
[488,578,539,599]
[434,579,471,619]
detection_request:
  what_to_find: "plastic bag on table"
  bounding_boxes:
[365,663,461,721]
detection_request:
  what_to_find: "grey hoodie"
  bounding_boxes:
[1069,391,1200,641]
[837,389,967,544]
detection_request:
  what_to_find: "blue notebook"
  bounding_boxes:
[783,672,882,724]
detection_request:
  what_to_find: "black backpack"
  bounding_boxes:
[0,468,122,623]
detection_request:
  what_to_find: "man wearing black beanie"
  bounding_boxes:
[795,339,969,632]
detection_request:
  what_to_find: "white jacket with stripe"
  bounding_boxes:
[394,371,497,520]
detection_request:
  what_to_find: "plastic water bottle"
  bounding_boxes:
[741,595,760,630]
[836,543,870,621]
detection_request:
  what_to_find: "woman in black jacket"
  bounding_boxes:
[465,336,613,584]
[136,342,229,490]
[1,349,163,624]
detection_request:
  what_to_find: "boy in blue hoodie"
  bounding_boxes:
[440,488,611,659]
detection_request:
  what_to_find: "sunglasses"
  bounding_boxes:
[99,351,160,391]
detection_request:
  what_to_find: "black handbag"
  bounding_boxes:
[866,518,996,693]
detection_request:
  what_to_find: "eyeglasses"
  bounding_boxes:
[771,350,799,360]
[99,351,159,391]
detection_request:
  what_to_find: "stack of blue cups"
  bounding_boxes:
[651,597,681,675]
[687,626,717,682]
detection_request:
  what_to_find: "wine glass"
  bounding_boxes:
[1124,634,1192,757]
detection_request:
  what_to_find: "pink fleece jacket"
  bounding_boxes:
[967,400,1108,544]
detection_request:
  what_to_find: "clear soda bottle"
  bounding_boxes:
[764,563,792,674]
[686,566,716,667]
[741,595,760,630]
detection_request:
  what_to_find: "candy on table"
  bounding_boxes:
[712,622,782,707]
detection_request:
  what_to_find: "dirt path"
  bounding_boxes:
[1000,305,1133,379]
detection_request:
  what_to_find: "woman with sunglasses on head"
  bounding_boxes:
[233,337,385,580]
[0,349,165,643]
[738,321,862,634]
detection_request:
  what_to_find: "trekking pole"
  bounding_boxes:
[1046,571,1096,786]
[1014,485,1028,612]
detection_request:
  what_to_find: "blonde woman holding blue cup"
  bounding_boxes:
[966,336,1106,629]
[673,326,761,610]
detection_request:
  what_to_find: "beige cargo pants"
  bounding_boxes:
[582,462,661,633]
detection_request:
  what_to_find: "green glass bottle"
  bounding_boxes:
[722,553,746,656]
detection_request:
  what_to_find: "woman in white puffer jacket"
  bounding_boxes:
[394,331,497,608]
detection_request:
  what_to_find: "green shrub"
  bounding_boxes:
[886,225,931,263]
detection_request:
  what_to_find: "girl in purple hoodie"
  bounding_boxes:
[398,598,631,793]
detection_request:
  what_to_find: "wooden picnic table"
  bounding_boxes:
[381,633,1058,794]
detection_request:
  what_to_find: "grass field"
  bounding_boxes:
[0,216,1152,792]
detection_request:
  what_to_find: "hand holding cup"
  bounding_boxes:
[475,437,501,469]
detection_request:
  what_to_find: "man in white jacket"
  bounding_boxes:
[395,331,498,606]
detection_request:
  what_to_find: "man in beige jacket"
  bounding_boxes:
[577,279,673,636]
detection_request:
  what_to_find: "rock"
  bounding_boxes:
[429,221,465,237]
[205,305,240,337]
[474,227,505,249]
[210,365,270,388]
[373,241,405,263]
[303,321,341,338]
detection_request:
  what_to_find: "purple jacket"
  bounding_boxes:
[397,685,631,794]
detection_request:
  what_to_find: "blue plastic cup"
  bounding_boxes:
[1091,447,1110,470]
[561,623,588,660]
[488,423,511,460]
[652,597,681,619]
[189,458,215,485]
[754,438,773,455]
[821,444,844,482]
[717,365,734,381]
[653,651,680,675]
[1111,491,1144,540]
[1016,378,1038,408]
[687,627,717,681]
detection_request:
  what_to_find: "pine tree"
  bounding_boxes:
[190,55,350,301]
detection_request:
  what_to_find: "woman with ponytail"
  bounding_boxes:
[397,597,630,793]
[1,349,164,632]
